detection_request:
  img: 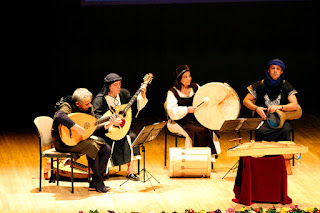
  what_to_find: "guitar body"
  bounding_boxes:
[59,113,97,146]
[103,104,132,141]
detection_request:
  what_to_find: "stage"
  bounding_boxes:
[1,114,320,213]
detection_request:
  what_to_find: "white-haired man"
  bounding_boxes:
[52,88,118,193]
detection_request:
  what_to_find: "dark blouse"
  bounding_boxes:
[92,88,132,119]
[247,79,298,109]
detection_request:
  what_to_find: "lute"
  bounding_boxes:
[59,112,112,146]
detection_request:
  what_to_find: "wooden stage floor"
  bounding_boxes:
[1,114,320,213]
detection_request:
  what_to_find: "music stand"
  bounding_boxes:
[219,118,263,179]
[120,121,167,190]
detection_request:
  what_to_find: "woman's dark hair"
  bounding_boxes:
[173,65,192,90]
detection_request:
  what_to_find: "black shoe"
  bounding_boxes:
[127,173,140,181]
[92,175,107,193]
[89,181,110,191]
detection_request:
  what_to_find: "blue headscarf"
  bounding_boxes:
[265,59,285,86]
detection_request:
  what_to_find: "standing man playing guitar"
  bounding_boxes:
[92,73,149,181]
[52,88,119,193]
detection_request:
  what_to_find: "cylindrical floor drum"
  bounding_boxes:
[169,147,211,178]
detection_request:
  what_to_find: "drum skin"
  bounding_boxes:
[193,82,241,130]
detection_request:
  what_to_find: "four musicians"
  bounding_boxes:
[51,59,300,192]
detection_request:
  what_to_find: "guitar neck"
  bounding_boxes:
[123,87,143,113]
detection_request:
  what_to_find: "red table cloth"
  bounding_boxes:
[233,155,292,206]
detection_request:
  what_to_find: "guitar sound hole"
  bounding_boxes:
[119,111,127,118]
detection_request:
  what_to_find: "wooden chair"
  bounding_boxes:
[164,124,186,166]
[163,101,187,166]
[34,116,82,193]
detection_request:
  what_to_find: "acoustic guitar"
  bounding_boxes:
[103,73,153,141]
[59,112,112,146]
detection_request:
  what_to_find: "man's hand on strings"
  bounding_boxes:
[110,115,123,127]
[71,124,85,136]
[104,115,123,130]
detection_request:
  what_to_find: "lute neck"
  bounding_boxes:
[95,115,112,126]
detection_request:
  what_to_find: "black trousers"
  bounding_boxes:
[255,121,291,142]
[86,144,111,177]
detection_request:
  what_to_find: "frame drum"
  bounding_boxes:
[193,82,241,130]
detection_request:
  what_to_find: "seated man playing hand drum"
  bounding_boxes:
[243,59,299,142]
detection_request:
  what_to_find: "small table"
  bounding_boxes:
[232,155,292,206]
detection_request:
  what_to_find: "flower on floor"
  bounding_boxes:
[266,206,277,213]
[81,205,319,213]
[252,207,263,213]
[239,207,247,212]
[227,208,235,213]
[307,208,315,213]
[280,207,291,213]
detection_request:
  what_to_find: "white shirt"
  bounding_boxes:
[104,93,148,115]
[166,84,199,120]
